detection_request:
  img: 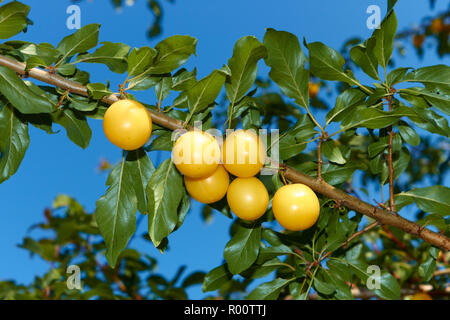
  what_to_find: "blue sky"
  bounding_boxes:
[0,0,448,299]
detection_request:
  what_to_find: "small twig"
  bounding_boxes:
[386,92,396,213]
[305,221,381,275]
[317,133,328,181]
[433,268,450,277]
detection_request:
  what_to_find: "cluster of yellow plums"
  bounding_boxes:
[102,99,320,231]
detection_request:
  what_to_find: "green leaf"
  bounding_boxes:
[418,257,436,282]
[278,114,317,160]
[395,186,450,216]
[325,88,366,125]
[311,162,362,185]
[246,278,292,300]
[372,11,397,70]
[226,36,266,107]
[368,138,388,158]
[127,46,157,78]
[146,159,184,247]
[0,103,29,183]
[147,35,197,74]
[74,42,130,74]
[314,269,336,295]
[350,38,379,80]
[202,265,232,292]
[20,43,60,69]
[95,155,138,267]
[126,149,155,214]
[56,24,100,64]
[172,68,197,91]
[398,123,420,146]
[405,104,450,137]
[51,109,92,149]
[263,28,309,108]
[154,76,173,103]
[224,224,261,274]
[182,272,206,288]
[86,83,113,100]
[403,65,450,95]
[400,87,450,116]
[341,105,415,130]
[309,41,361,88]
[68,96,97,112]
[146,131,174,151]
[322,140,346,164]
[187,68,227,115]
[0,2,30,39]
[393,148,410,180]
[387,67,411,86]
[0,66,54,114]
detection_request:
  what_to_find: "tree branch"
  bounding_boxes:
[387,94,396,212]
[1,54,449,250]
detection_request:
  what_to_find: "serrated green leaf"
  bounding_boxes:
[403,65,450,95]
[395,186,450,216]
[147,35,197,74]
[154,76,172,104]
[0,103,29,183]
[86,83,113,100]
[387,67,411,86]
[326,88,366,125]
[56,24,100,65]
[341,105,415,130]
[51,108,92,149]
[74,41,130,74]
[246,278,292,300]
[418,257,436,282]
[186,68,227,115]
[0,2,30,39]
[398,123,420,146]
[68,96,97,112]
[226,36,266,109]
[95,155,138,267]
[172,68,197,91]
[263,28,309,108]
[0,66,54,114]
[350,37,379,80]
[322,140,346,164]
[126,149,155,214]
[146,159,184,247]
[202,265,232,292]
[372,11,397,70]
[127,46,157,78]
[309,41,361,88]
[224,224,261,274]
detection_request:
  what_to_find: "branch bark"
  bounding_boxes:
[387,94,396,212]
[1,54,449,250]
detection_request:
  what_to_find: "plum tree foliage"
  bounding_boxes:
[0,0,449,300]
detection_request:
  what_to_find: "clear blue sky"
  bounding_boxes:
[0,0,448,299]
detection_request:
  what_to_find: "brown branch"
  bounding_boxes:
[317,135,324,181]
[1,54,449,250]
[433,268,450,277]
[387,94,396,212]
